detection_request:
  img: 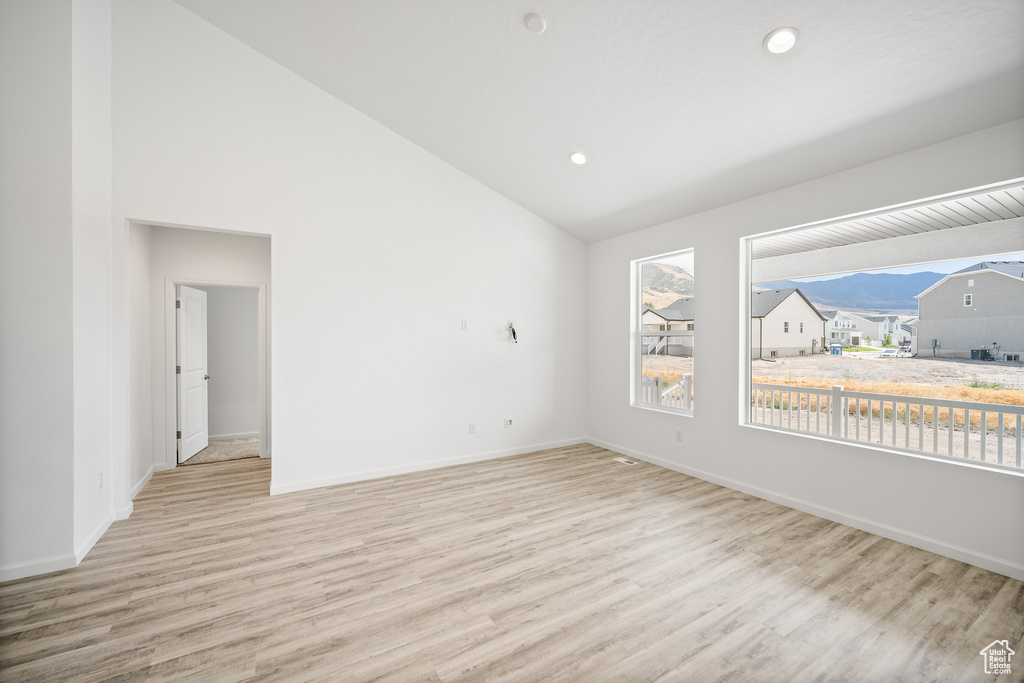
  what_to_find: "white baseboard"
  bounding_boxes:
[0,553,77,583]
[269,437,587,496]
[75,514,113,565]
[114,501,134,521]
[209,431,259,440]
[130,466,154,500]
[586,437,1024,582]
[260,449,271,459]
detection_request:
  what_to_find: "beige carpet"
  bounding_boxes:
[181,436,260,466]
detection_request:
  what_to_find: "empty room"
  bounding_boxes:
[1,1,1022,681]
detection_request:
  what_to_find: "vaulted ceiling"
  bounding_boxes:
[172,0,1024,243]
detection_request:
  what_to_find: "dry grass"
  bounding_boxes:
[752,375,1024,428]
[642,370,690,390]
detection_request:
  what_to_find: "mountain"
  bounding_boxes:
[756,272,946,315]
[643,263,694,309]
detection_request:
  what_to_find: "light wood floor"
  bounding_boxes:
[1,444,1021,682]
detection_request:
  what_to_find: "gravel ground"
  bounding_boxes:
[642,352,1024,391]
[750,353,1024,391]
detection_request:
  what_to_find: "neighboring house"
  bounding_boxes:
[751,288,826,359]
[915,261,1024,360]
[845,313,912,346]
[819,309,862,347]
[642,297,694,356]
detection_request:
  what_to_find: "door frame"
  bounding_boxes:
[162,277,270,466]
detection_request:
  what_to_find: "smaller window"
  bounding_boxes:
[799,322,804,333]
[770,350,778,358]
[784,322,789,333]
[1007,354,1020,362]
[686,323,694,331]
[968,279,974,287]
[964,294,972,307]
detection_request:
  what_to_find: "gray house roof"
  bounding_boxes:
[751,288,825,320]
[951,261,1024,279]
[856,314,901,324]
[646,297,693,321]
[648,288,824,322]
[643,307,685,322]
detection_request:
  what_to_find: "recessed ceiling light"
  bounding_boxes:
[524,13,546,34]
[569,151,587,165]
[764,27,799,54]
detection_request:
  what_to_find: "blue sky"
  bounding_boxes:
[654,249,1024,282]
[793,250,1024,282]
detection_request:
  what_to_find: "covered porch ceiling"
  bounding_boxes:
[751,179,1024,282]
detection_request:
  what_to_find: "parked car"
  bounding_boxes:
[880,348,898,358]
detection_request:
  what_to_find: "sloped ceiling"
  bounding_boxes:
[172,0,1024,243]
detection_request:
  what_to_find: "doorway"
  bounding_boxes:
[126,221,271,504]
[165,279,269,466]
[175,283,263,466]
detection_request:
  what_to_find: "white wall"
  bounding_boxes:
[71,0,113,563]
[111,0,588,497]
[0,0,77,580]
[129,223,152,496]
[198,285,259,438]
[587,119,1024,580]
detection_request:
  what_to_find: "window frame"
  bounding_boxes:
[964,293,973,307]
[632,248,695,417]
[739,177,1024,477]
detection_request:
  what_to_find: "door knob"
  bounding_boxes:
[204,375,210,380]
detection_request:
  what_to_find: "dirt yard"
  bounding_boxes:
[642,352,1024,393]
[750,353,1024,391]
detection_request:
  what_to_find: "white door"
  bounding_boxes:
[177,285,209,463]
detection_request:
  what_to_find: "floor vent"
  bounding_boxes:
[612,457,638,466]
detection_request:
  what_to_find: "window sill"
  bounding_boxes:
[633,402,694,418]
[742,422,1024,478]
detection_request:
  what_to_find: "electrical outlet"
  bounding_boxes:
[97,472,103,489]
[461,318,469,331]
[504,418,513,428]
[675,429,683,442]
[468,422,476,433]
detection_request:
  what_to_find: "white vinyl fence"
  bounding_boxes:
[642,374,693,410]
[750,383,1024,471]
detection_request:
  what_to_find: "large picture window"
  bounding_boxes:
[634,249,694,414]
[744,180,1024,473]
